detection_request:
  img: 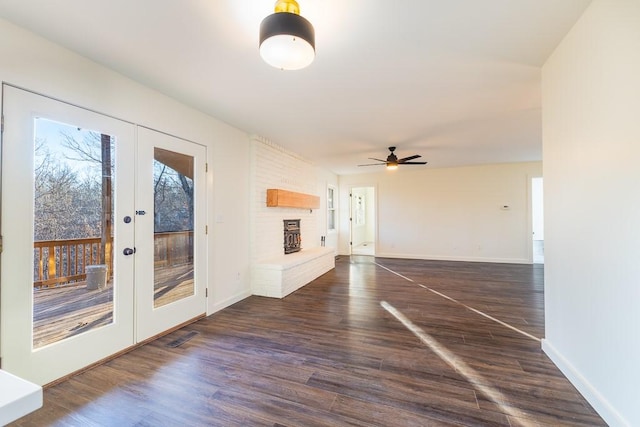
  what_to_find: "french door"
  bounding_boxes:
[0,86,206,385]
[135,127,206,342]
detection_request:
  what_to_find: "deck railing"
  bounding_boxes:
[33,238,104,288]
[34,231,193,289]
[153,231,194,268]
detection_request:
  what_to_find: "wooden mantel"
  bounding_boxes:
[266,189,320,209]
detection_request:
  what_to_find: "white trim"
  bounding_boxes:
[207,290,252,315]
[542,339,630,427]
[373,252,530,265]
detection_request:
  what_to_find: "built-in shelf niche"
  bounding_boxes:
[266,189,320,209]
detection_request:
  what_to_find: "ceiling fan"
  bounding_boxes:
[358,146,427,170]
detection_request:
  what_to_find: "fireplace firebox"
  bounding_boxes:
[283,219,301,254]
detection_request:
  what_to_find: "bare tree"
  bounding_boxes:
[153,160,193,232]
[36,129,194,238]
[61,131,102,164]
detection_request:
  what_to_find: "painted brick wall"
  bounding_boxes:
[250,136,321,264]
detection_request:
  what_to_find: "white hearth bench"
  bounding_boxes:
[252,247,335,298]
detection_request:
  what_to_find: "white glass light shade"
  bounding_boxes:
[260,35,315,70]
[259,10,315,70]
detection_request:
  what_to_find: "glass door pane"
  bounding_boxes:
[153,148,195,308]
[32,119,115,348]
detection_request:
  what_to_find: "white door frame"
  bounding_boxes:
[349,185,377,256]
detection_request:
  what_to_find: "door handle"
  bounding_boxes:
[123,247,135,256]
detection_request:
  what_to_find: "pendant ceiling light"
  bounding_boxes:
[259,0,315,70]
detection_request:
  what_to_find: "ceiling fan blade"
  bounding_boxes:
[368,157,387,162]
[398,154,421,162]
[400,161,427,165]
[358,162,386,167]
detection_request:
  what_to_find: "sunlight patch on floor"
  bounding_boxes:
[375,261,540,342]
[381,301,536,427]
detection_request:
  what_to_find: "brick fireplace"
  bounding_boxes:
[250,136,335,298]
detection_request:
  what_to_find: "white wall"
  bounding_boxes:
[249,136,338,265]
[541,1,640,426]
[0,18,252,317]
[339,162,541,262]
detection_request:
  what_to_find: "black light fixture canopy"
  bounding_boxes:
[259,0,315,70]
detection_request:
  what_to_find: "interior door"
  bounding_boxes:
[0,85,135,385]
[134,127,206,342]
[350,187,376,256]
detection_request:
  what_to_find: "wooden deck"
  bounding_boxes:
[33,264,194,348]
[33,284,114,349]
[153,264,194,308]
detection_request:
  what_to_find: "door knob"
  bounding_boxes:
[123,247,135,256]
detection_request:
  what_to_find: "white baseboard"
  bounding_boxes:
[207,289,252,315]
[542,339,629,427]
[373,252,530,264]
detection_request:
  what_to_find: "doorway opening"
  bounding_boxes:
[350,187,376,256]
[532,177,544,264]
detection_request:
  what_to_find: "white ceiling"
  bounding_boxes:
[0,0,591,175]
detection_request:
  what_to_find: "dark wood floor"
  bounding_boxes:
[13,256,605,426]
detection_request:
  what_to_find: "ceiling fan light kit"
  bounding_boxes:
[359,146,427,170]
[260,0,315,70]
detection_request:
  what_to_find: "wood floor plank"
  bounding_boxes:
[330,394,461,427]
[13,257,606,426]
